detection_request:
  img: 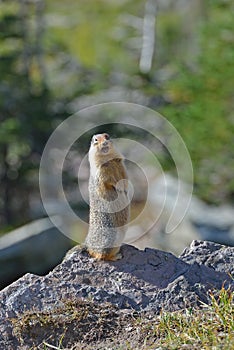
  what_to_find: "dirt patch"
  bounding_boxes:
[11,299,139,349]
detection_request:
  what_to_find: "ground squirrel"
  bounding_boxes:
[84,133,129,261]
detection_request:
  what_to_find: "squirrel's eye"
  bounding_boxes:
[93,137,98,144]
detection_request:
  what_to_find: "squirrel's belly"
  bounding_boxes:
[85,167,129,259]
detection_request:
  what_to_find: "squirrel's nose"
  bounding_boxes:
[102,141,108,146]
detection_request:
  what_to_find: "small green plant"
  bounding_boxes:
[10,288,234,349]
[150,287,234,349]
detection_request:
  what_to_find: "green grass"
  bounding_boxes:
[11,287,234,349]
[151,287,234,349]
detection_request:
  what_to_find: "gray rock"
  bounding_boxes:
[0,240,233,349]
[180,239,234,275]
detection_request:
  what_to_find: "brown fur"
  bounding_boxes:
[84,133,129,261]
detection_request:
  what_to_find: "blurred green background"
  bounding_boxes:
[0,0,234,233]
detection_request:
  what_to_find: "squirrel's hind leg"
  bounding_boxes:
[86,247,122,261]
[105,247,122,261]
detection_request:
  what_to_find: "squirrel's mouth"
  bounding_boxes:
[101,146,109,154]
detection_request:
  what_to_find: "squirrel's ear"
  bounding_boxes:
[104,133,110,140]
[91,135,98,144]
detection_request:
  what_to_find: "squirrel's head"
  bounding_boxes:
[90,133,112,155]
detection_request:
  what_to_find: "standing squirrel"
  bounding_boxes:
[84,133,129,261]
